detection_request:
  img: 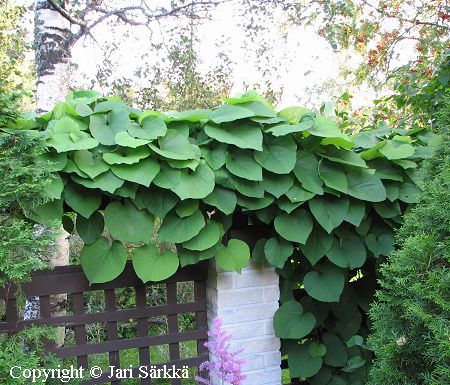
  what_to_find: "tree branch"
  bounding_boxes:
[46,0,86,27]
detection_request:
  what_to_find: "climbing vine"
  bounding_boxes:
[7,89,437,383]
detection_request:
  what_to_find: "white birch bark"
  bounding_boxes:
[25,1,72,346]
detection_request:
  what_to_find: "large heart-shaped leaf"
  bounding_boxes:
[261,173,294,198]
[344,199,366,226]
[215,239,250,272]
[64,182,102,218]
[203,187,237,215]
[303,263,345,302]
[209,104,254,124]
[132,244,179,282]
[225,148,262,181]
[139,187,178,219]
[204,122,263,151]
[104,201,154,243]
[274,209,313,244]
[129,115,167,140]
[114,131,150,148]
[322,333,348,367]
[76,211,104,244]
[326,238,366,269]
[89,109,130,145]
[159,211,205,243]
[266,120,312,136]
[73,150,109,179]
[288,344,323,379]
[80,238,127,283]
[153,163,181,188]
[103,147,150,165]
[299,226,334,265]
[309,196,349,233]
[183,221,222,251]
[149,129,196,160]
[319,160,347,193]
[71,171,124,193]
[293,151,324,195]
[346,169,386,202]
[264,238,293,269]
[254,136,297,174]
[111,157,160,186]
[171,163,215,199]
[273,300,316,339]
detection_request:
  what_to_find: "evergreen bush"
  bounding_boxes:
[368,97,450,384]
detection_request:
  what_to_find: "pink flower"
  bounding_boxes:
[195,317,246,385]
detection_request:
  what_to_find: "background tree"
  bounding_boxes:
[368,62,450,384]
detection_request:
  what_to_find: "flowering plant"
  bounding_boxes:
[195,317,246,385]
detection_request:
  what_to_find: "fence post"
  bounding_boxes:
[206,259,282,385]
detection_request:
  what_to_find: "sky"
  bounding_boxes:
[19,0,417,110]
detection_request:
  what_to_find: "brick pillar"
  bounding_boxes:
[206,259,282,385]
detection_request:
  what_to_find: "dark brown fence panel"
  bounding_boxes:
[0,262,208,385]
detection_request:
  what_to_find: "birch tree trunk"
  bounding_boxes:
[24,0,72,346]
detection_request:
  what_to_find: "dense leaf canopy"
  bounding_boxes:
[7,89,438,384]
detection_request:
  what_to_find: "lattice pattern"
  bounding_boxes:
[0,262,208,384]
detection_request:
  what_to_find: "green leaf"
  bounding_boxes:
[238,194,274,210]
[76,211,104,244]
[129,115,167,140]
[398,182,421,203]
[261,173,294,198]
[183,221,222,251]
[149,129,196,160]
[139,187,178,219]
[89,109,130,145]
[225,148,262,181]
[254,136,297,174]
[104,201,154,243]
[267,120,312,136]
[303,263,345,302]
[132,244,179,282]
[204,122,263,151]
[153,163,181,188]
[288,344,323,378]
[38,151,67,171]
[202,143,227,170]
[238,101,277,117]
[309,342,327,358]
[346,335,364,348]
[346,169,386,202]
[274,209,313,244]
[299,226,334,265]
[322,333,348,367]
[46,175,64,200]
[273,300,316,339]
[373,200,401,218]
[215,239,250,272]
[71,171,124,194]
[264,238,293,268]
[64,183,102,218]
[178,244,219,267]
[67,90,99,104]
[342,356,366,373]
[113,182,139,198]
[365,233,395,257]
[278,106,310,123]
[203,187,237,215]
[344,199,365,226]
[175,200,199,218]
[80,238,127,284]
[73,150,109,178]
[326,238,366,269]
[230,175,264,198]
[319,160,347,193]
[159,211,205,243]
[111,157,160,186]
[103,147,151,165]
[115,131,150,148]
[209,104,254,124]
[29,198,63,225]
[293,151,324,195]
[319,147,367,168]
[285,183,316,203]
[309,116,351,143]
[171,163,215,199]
[309,196,349,233]
[46,119,99,152]
[379,140,415,159]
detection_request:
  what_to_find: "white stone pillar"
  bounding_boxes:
[206,259,282,385]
